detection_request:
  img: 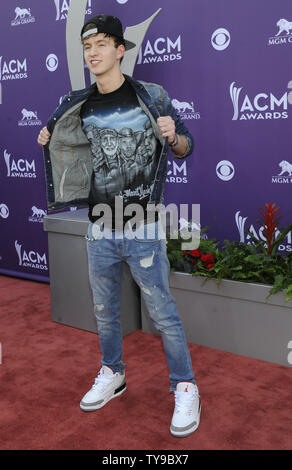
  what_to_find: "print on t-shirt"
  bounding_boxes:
[80,80,161,224]
[82,104,159,205]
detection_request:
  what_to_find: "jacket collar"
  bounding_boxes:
[68,74,143,97]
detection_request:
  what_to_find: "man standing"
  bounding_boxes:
[38,14,201,438]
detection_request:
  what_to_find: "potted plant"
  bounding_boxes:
[141,204,292,366]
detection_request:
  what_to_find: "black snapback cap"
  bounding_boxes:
[81,14,136,51]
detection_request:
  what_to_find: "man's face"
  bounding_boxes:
[145,128,157,155]
[101,132,118,157]
[120,136,136,158]
[83,33,124,77]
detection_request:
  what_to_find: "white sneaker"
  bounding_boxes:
[80,365,126,411]
[170,382,201,437]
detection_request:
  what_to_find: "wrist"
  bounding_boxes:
[169,133,181,148]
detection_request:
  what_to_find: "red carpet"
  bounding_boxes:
[0,274,292,450]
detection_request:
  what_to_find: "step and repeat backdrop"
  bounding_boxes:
[0,0,292,282]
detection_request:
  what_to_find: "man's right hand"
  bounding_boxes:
[37,127,51,146]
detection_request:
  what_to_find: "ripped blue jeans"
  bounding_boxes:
[86,221,195,391]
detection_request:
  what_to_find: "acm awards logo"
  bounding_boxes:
[54,0,92,21]
[166,160,188,184]
[235,211,292,253]
[15,240,48,271]
[11,7,35,26]
[230,82,288,121]
[137,35,182,65]
[268,19,292,46]
[3,149,36,178]
[0,56,28,81]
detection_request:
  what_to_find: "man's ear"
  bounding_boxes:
[117,44,125,61]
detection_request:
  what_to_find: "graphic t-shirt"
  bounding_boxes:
[80,80,161,227]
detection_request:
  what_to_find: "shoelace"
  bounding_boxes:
[92,371,114,392]
[174,391,197,415]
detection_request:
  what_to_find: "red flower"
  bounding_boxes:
[206,263,214,270]
[201,253,215,264]
[191,249,202,258]
[182,251,190,258]
[260,202,280,255]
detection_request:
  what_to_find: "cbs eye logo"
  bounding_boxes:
[46,54,59,72]
[216,160,235,181]
[211,28,231,51]
[0,203,9,219]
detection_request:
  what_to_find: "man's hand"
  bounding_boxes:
[37,127,51,146]
[157,116,188,157]
[157,116,176,144]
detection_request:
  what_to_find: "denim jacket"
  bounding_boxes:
[43,74,194,213]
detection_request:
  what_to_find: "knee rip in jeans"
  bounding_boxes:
[95,303,104,312]
[140,281,152,296]
[140,250,155,268]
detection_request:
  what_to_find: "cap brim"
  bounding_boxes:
[124,39,136,51]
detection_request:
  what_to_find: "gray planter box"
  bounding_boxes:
[141,272,292,366]
[43,209,141,336]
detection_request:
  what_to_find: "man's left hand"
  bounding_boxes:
[157,116,176,144]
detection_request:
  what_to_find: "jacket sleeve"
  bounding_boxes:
[160,87,194,159]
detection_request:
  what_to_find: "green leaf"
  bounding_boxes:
[166,221,292,301]
[246,231,266,254]
[272,223,292,254]
[285,284,292,301]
